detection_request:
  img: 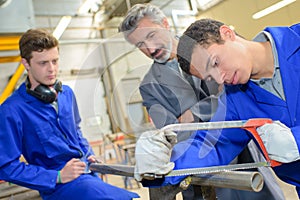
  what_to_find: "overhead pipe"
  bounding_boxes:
[0,35,21,51]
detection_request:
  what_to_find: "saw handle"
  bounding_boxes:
[243,118,282,167]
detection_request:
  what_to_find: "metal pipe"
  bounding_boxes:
[190,171,264,192]
[89,163,264,192]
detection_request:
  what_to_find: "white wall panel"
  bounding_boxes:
[0,0,35,33]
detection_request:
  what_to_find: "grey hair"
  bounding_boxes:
[118,3,166,40]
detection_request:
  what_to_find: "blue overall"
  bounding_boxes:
[0,83,139,199]
[164,23,300,197]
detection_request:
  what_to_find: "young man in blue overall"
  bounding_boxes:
[0,28,139,200]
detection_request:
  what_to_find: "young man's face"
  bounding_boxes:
[126,17,173,63]
[22,47,59,88]
[189,26,252,85]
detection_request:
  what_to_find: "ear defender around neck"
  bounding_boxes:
[26,77,62,103]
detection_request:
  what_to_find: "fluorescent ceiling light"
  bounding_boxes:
[52,16,72,40]
[252,0,296,19]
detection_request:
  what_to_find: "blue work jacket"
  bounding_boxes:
[166,23,300,195]
[0,83,139,200]
[0,83,91,191]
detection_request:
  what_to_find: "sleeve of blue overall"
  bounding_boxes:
[0,107,58,191]
[164,92,252,185]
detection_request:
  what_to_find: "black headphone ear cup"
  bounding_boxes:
[34,85,57,103]
[25,78,62,103]
[53,80,62,93]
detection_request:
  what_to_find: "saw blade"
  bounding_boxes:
[161,120,246,132]
[160,118,272,132]
[166,162,269,177]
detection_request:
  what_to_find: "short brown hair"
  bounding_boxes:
[19,29,59,62]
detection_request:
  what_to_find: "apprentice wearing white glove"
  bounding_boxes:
[134,130,177,181]
[256,121,300,163]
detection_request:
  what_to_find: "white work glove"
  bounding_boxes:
[256,121,300,163]
[134,130,177,181]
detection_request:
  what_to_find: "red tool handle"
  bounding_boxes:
[243,118,282,167]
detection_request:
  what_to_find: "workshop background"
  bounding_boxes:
[0,0,299,199]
